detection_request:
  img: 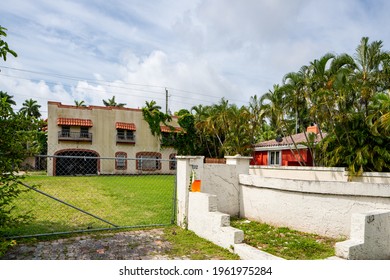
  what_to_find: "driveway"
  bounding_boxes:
[1,228,189,260]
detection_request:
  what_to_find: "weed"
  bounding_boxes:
[231,218,342,260]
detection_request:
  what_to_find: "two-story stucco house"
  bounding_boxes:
[47,101,179,176]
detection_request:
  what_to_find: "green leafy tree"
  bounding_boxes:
[1,98,42,229]
[174,109,199,155]
[142,100,172,146]
[0,26,39,240]
[190,98,256,158]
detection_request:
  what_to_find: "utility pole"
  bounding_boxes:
[165,88,169,115]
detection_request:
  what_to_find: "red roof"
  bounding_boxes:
[57,118,93,127]
[115,122,136,130]
[254,131,325,148]
[160,125,182,133]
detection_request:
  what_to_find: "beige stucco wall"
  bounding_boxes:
[47,102,177,175]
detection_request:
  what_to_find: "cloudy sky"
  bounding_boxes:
[1,0,389,117]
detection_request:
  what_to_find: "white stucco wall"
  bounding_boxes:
[201,164,240,216]
[336,210,390,259]
[249,166,390,184]
[239,175,390,238]
[188,192,244,250]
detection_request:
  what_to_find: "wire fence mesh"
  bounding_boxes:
[2,152,177,239]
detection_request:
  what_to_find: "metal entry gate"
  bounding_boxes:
[3,155,177,239]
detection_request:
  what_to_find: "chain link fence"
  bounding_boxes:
[3,150,177,239]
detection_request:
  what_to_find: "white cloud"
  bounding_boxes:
[1,0,390,119]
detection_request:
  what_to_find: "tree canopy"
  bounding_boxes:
[142,37,389,174]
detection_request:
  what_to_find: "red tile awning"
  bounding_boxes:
[160,126,182,133]
[116,122,136,131]
[57,118,93,127]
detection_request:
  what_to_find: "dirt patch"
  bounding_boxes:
[1,228,189,260]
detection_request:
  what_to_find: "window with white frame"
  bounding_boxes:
[269,151,281,165]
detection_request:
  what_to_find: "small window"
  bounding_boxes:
[117,129,135,143]
[269,151,281,166]
[61,126,70,137]
[115,152,127,170]
[80,127,89,138]
[117,129,125,139]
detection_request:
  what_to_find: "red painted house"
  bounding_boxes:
[252,126,324,166]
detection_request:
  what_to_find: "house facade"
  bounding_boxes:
[47,101,179,176]
[252,126,323,167]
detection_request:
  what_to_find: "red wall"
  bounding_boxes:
[253,151,268,165]
[253,148,313,166]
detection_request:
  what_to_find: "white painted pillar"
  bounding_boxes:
[176,156,204,228]
[225,155,252,175]
[225,155,252,217]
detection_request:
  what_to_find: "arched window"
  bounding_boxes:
[136,152,161,171]
[169,153,177,170]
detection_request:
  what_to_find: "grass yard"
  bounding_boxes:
[2,174,176,237]
[231,218,341,260]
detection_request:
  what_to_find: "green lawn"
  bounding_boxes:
[3,174,176,237]
[231,218,341,260]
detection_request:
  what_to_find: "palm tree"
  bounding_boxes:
[191,104,215,157]
[248,94,266,145]
[144,100,161,112]
[0,91,16,105]
[224,104,252,156]
[314,38,390,173]
[368,92,390,134]
[210,98,230,150]
[353,37,389,116]
[260,84,286,132]
[102,96,126,107]
[0,26,18,61]
[74,100,86,107]
[19,99,41,118]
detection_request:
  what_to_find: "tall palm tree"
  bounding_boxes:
[191,104,214,157]
[260,84,286,132]
[248,94,266,144]
[353,37,389,116]
[210,98,230,150]
[20,99,41,118]
[102,96,126,107]
[224,104,252,156]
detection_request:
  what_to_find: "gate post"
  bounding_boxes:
[176,156,204,228]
